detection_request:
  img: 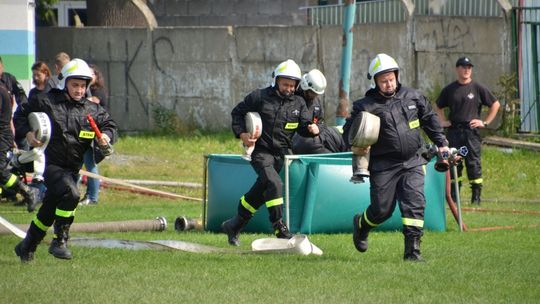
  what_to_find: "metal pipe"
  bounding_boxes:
[444,170,468,232]
[336,0,356,126]
[174,216,203,231]
[451,165,464,232]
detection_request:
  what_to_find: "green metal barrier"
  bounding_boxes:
[204,152,446,234]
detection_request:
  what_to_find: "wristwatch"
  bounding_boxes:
[483,121,488,127]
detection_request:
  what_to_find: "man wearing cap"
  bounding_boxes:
[435,57,500,205]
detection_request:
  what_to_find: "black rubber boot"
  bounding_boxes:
[404,236,424,262]
[272,219,293,239]
[13,180,40,213]
[14,223,46,263]
[353,213,371,253]
[221,215,249,246]
[471,184,482,205]
[48,223,72,260]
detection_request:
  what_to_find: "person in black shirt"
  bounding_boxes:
[435,57,500,205]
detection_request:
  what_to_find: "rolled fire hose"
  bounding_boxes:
[349,111,380,183]
[242,112,262,161]
[10,112,52,180]
[0,215,322,255]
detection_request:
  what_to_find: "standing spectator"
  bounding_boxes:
[49,52,70,89]
[343,54,449,261]
[292,69,347,154]
[80,64,109,205]
[14,59,117,262]
[28,61,52,99]
[222,59,318,246]
[0,56,28,106]
[435,57,500,205]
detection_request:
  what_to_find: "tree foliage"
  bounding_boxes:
[36,0,60,26]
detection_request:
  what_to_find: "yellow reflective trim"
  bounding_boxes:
[363,212,378,227]
[276,63,287,73]
[470,178,483,184]
[285,122,299,129]
[5,174,17,188]
[422,165,426,175]
[55,208,75,218]
[33,217,49,232]
[65,61,79,73]
[79,130,96,139]
[240,196,256,214]
[409,119,420,129]
[370,58,381,75]
[265,198,283,208]
[402,218,424,228]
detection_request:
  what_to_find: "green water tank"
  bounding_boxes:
[204,153,446,234]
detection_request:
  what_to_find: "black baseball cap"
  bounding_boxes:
[456,57,474,67]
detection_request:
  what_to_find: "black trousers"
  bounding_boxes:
[446,127,482,183]
[365,165,426,237]
[238,147,285,223]
[34,165,80,229]
[0,147,13,184]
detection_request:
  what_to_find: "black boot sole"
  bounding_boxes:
[221,221,240,246]
[15,242,33,262]
[353,214,368,252]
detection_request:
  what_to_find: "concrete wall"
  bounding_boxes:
[148,0,317,26]
[36,16,511,132]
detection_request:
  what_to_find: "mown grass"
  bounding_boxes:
[1,132,539,303]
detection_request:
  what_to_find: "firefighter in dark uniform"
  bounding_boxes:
[435,57,500,205]
[0,84,40,212]
[0,56,30,151]
[292,69,347,154]
[222,59,319,246]
[0,56,28,106]
[13,58,117,262]
[343,54,449,261]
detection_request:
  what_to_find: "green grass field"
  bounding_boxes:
[1,133,539,303]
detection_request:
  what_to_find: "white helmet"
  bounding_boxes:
[58,58,93,90]
[300,69,327,95]
[367,53,399,88]
[271,59,302,87]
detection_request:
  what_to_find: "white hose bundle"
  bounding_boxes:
[242,112,262,161]
[11,112,51,181]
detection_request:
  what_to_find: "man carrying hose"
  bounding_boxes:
[13,58,117,262]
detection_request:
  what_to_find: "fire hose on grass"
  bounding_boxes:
[0,216,167,236]
[0,214,323,255]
